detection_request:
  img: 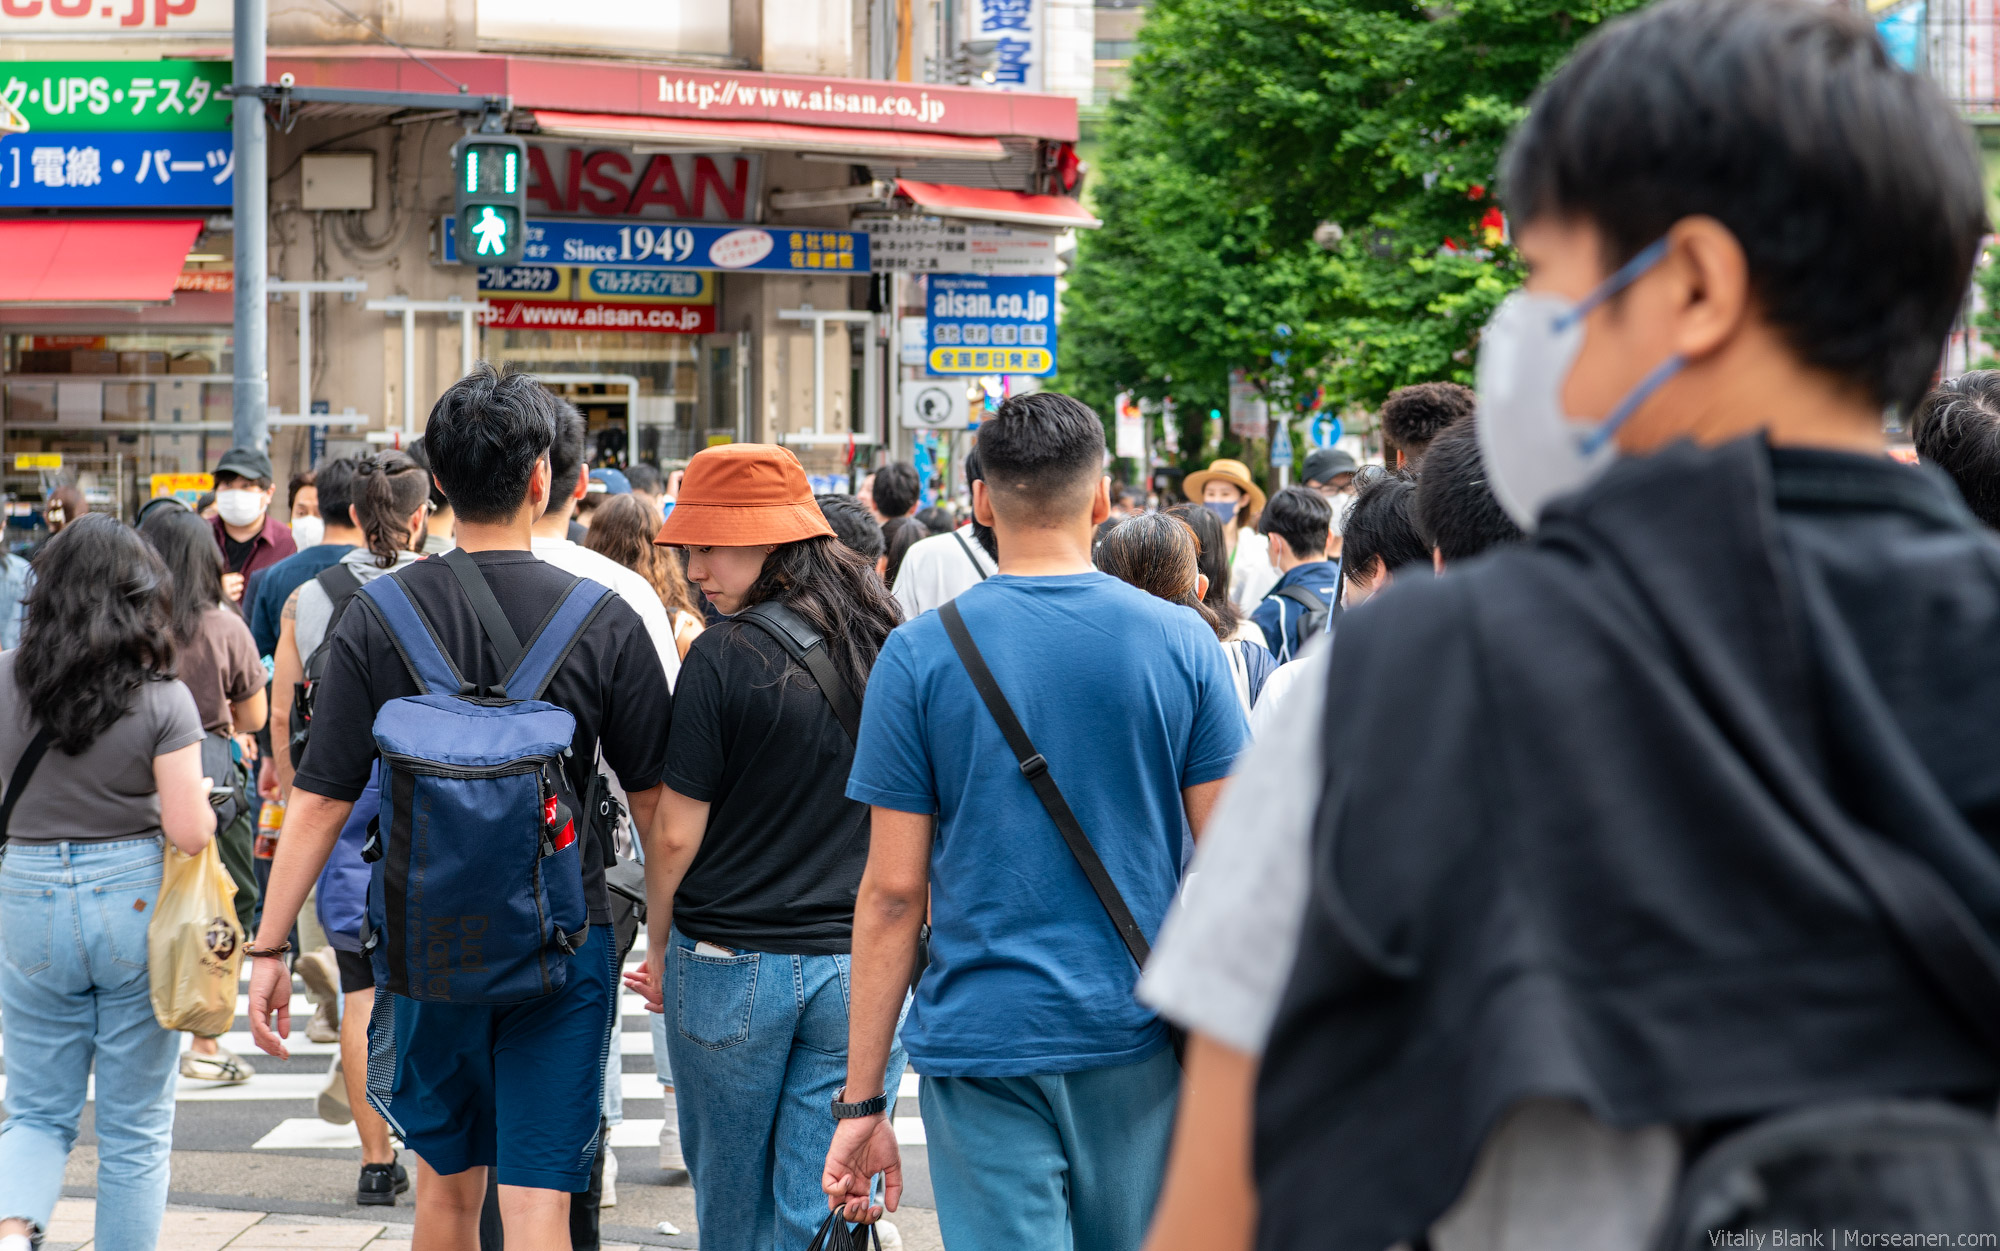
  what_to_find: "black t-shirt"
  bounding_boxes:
[223,532,257,573]
[666,620,870,954]
[294,549,672,922]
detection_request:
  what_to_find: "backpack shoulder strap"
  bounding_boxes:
[1277,585,1325,614]
[358,573,464,696]
[952,530,991,582]
[505,576,613,702]
[937,599,1153,969]
[0,727,52,846]
[738,600,863,742]
[315,562,363,607]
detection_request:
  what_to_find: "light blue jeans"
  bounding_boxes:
[664,928,907,1251]
[921,1047,1180,1251]
[0,839,179,1249]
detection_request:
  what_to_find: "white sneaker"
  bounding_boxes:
[658,1096,686,1172]
[600,1144,618,1208]
[318,1054,352,1125]
[295,947,342,1044]
[875,1220,902,1250]
[179,1046,254,1084]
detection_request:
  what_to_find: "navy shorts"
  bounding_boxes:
[364,922,618,1190]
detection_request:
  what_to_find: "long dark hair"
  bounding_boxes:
[1096,512,1225,641]
[19,514,177,754]
[139,506,226,646]
[740,535,902,697]
[351,451,430,568]
[1165,503,1246,637]
[882,515,927,590]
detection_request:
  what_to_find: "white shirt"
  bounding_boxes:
[1228,528,1280,609]
[890,524,996,620]
[530,536,681,692]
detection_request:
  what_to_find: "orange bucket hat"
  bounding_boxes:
[653,443,836,548]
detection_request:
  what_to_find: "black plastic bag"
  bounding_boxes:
[807,1212,883,1251]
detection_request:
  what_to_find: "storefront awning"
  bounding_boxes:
[531,110,1010,162]
[0,220,204,304]
[895,179,1101,230]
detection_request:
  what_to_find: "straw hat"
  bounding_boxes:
[1181,458,1266,518]
[653,444,835,548]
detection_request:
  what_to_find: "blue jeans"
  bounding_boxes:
[664,928,907,1251]
[0,839,178,1249]
[921,1047,1180,1251]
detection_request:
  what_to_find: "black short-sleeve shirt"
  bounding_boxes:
[294,549,672,922]
[665,620,870,954]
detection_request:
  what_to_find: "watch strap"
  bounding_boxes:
[831,1090,889,1119]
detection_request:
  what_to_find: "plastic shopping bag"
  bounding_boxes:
[148,838,245,1035]
[807,1213,883,1251]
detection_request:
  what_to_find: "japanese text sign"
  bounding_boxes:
[444,217,870,274]
[0,131,232,207]
[1,62,231,132]
[925,274,1057,376]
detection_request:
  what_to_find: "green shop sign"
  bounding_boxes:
[0,60,231,133]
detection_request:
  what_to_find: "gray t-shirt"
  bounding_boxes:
[0,653,204,845]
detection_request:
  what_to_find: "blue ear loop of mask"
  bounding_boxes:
[1546,237,1686,457]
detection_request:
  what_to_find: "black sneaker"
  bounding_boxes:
[358,1159,410,1206]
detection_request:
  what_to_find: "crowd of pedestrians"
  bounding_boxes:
[11,3,2000,1250]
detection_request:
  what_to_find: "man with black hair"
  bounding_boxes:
[404,436,456,553]
[1142,4,2000,1250]
[818,493,889,578]
[1249,487,1339,662]
[827,391,1246,1251]
[249,457,363,659]
[888,448,998,618]
[1912,371,2000,529]
[210,446,298,604]
[1378,381,1474,466]
[871,462,921,526]
[1414,416,1525,566]
[246,364,673,1249]
[626,461,667,523]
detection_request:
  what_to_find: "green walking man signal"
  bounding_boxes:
[451,133,527,266]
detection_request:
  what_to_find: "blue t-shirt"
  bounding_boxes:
[847,571,1248,1076]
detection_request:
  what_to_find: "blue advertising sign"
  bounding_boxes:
[925,274,1057,376]
[0,130,232,207]
[444,217,869,274]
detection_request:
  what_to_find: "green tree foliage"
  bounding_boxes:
[1058,0,1647,480]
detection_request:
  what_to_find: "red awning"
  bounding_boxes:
[895,179,1100,230]
[0,220,203,304]
[531,111,1009,162]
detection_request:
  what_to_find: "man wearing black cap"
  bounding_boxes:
[1300,447,1358,558]
[210,446,296,605]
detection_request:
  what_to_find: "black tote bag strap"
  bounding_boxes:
[0,727,53,846]
[441,547,524,684]
[738,600,864,743]
[952,530,991,581]
[938,600,1152,969]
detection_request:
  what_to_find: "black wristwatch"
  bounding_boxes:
[831,1088,889,1119]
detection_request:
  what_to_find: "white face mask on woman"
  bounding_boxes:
[214,488,267,528]
[1475,237,1684,530]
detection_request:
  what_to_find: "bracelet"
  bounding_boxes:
[831,1088,889,1120]
[242,942,292,959]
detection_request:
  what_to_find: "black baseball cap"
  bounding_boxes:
[213,446,273,483]
[1302,447,1358,485]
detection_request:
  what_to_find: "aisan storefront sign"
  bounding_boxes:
[524,143,760,223]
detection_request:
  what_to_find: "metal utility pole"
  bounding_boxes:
[231,0,267,453]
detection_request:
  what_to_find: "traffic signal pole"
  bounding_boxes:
[231,0,267,453]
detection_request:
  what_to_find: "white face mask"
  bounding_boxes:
[1476,238,1684,530]
[289,514,325,549]
[215,488,266,528]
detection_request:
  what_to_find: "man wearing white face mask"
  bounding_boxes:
[1139,4,2000,1251]
[208,446,296,607]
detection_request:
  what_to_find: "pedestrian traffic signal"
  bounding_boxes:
[451,134,526,266]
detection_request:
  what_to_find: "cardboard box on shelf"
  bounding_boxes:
[118,352,167,375]
[168,355,214,375]
[69,350,118,374]
[103,383,150,423]
[18,350,69,374]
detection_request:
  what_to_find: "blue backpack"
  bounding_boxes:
[356,552,611,1004]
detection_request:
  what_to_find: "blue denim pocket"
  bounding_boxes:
[675,945,758,1051]
[88,857,163,977]
[0,883,52,976]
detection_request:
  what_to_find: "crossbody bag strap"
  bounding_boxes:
[0,727,53,847]
[442,548,524,686]
[739,600,864,743]
[938,600,1152,968]
[952,530,992,582]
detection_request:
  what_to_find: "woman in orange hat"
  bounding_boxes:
[624,443,908,1251]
